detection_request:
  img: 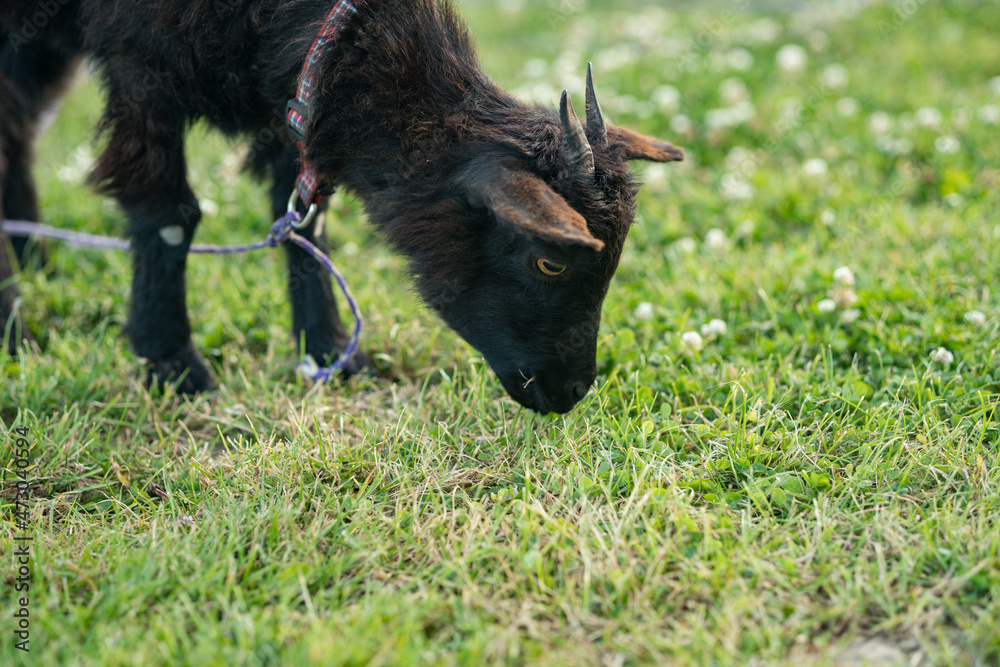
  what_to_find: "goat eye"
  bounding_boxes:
[536,258,567,277]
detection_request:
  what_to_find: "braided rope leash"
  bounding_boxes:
[2,212,363,381]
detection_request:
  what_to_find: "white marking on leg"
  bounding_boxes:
[159,225,185,246]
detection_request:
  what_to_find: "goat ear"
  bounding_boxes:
[608,125,684,163]
[479,168,604,251]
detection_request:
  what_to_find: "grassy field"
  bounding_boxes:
[3,0,1000,664]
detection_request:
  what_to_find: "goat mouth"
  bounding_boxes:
[499,370,582,415]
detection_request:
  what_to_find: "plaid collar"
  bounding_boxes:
[286,0,358,208]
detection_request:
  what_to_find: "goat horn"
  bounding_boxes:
[585,63,608,146]
[560,90,595,177]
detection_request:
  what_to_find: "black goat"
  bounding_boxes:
[0,0,682,414]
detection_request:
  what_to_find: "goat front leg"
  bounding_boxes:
[90,85,212,394]
[270,145,369,377]
[123,192,213,393]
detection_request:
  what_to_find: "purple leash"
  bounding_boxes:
[2,214,362,381]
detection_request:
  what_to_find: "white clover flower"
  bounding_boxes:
[876,136,913,155]
[781,96,801,117]
[720,174,755,201]
[820,64,849,89]
[990,75,1000,96]
[943,193,964,207]
[737,219,756,237]
[522,58,548,79]
[554,50,582,82]
[670,114,693,134]
[727,48,754,72]
[681,331,704,352]
[874,136,894,152]
[700,319,728,339]
[704,228,729,251]
[671,237,697,255]
[634,302,655,321]
[978,105,1000,125]
[916,107,942,128]
[725,146,759,175]
[749,19,781,44]
[708,51,729,74]
[706,101,757,129]
[705,108,731,130]
[869,111,892,135]
[734,101,757,123]
[643,164,668,191]
[221,149,243,171]
[613,94,639,114]
[57,145,95,184]
[520,82,558,104]
[964,310,987,326]
[342,241,360,256]
[652,84,681,112]
[623,8,669,46]
[930,347,954,365]
[833,266,855,286]
[830,287,858,309]
[803,158,828,177]
[836,97,859,117]
[719,77,749,105]
[817,299,837,313]
[596,45,639,72]
[935,136,961,154]
[199,198,220,217]
[776,44,808,73]
[820,208,836,225]
[807,30,829,52]
[840,309,861,324]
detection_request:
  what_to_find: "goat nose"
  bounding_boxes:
[569,380,589,402]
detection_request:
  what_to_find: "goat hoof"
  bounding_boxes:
[144,341,215,394]
[340,347,373,378]
[315,345,372,379]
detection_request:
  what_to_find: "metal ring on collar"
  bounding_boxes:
[287,189,319,230]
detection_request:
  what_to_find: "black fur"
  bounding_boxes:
[0,0,681,413]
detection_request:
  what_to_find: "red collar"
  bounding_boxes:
[286,0,358,208]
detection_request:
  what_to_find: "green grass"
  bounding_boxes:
[3,1,1000,664]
